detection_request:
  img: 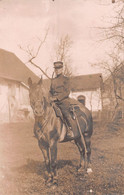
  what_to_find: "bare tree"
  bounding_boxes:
[93,52,124,122]
[19,28,51,80]
[55,34,73,76]
[91,1,124,122]
[99,1,124,53]
[20,32,73,79]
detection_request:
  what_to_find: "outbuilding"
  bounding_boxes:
[0,49,39,123]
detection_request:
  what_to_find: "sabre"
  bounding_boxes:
[72,106,88,157]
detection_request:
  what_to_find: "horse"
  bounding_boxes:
[28,77,93,187]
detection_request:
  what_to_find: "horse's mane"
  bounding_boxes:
[42,82,51,104]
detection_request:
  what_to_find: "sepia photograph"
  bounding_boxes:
[0,0,124,194]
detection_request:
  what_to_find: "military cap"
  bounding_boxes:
[53,61,63,69]
[77,95,85,101]
[77,95,85,105]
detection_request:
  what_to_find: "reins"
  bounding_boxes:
[35,105,52,140]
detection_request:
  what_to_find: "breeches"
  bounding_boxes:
[56,99,70,122]
[56,99,79,136]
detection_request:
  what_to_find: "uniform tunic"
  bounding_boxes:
[49,74,70,101]
[49,74,71,123]
[49,73,79,137]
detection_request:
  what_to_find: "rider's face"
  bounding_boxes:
[54,68,63,76]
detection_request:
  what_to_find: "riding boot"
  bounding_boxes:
[66,126,74,138]
[65,115,79,139]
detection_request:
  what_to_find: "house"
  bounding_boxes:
[69,74,103,112]
[43,73,103,112]
[0,48,39,123]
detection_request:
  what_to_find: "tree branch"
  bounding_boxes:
[19,28,51,79]
[28,59,51,79]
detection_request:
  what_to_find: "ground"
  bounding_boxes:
[0,121,124,195]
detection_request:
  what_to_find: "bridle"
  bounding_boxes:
[35,106,52,141]
[32,98,45,117]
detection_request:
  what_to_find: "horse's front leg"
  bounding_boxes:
[38,141,52,185]
[50,141,58,186]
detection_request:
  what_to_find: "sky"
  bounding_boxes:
[0,0,117,78]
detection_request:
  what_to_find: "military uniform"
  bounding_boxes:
[50,74,70,101]
[49,61,78,139]
[49,74,71,120]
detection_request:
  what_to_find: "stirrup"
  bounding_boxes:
[66,129,74,138]
[72,115,76,120]
[59,128,74,143]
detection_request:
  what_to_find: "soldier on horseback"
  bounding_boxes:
[49,61,79,140]
[28,69,93,183]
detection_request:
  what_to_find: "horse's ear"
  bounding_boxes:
[38,76,42,85]
[28,77,32,88]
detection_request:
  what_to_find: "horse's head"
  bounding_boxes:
[28,77,47,117]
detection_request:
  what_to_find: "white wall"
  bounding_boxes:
[19,85,29,106]
[70,88,102,111]
[0,84,9,122]
[0,84,9,112]
[0,79,31,122]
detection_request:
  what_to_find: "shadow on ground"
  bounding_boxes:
[12,158,77,175]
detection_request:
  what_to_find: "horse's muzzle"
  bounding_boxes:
[33,109,44,117]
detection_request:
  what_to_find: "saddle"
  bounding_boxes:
[69,98,91,120]
[52,99,92,142]
[52,98,91,122]
[52,101,75,121]
[52,102,78,140]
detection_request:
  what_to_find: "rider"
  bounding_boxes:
[49,61,78,140]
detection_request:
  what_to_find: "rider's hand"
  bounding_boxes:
[49,96,58,102]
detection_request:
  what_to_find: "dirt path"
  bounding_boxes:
[0,122,124,195]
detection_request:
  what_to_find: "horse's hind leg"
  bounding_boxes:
[85,136,92,173]
[75,138,86,172]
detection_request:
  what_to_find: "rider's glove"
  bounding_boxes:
[49,96,58,102]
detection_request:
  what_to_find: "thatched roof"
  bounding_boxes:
[0,49,39,86]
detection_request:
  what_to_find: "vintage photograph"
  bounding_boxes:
[0,0,124,194]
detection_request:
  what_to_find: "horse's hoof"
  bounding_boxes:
[77,167,85,173]
[52,183,58,190]
[52,178,58,187]
[87,168,93,174]
[45,178,53,187]
[46,181,53,188]
[46,181,58,189]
